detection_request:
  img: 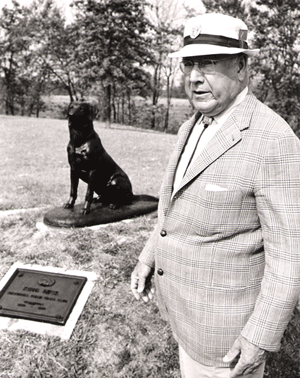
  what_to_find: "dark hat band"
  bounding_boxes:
[184,34,249,49]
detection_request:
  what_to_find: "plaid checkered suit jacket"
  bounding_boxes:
[139,94,300,366]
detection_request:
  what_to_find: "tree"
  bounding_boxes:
[146,0,185,130]
[202,0,248,18]
[0,0,75,116]
[72,0,154,127]
[249,0,300,133]
[0,1,32,115]
[28,0,81,103]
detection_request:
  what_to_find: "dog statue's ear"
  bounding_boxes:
[67,102,75,117]
[89,104,99,121]
[65,102,73,118]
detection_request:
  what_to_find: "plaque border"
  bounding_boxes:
[0,263,97,340]
[0,268,87,325]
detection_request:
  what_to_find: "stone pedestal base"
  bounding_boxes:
[43,194,158,228]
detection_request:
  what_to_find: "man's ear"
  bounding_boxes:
[237,54,248,81]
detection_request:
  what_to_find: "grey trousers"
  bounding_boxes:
[179,345,265,378]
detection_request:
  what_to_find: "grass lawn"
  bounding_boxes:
[0,115,299,377]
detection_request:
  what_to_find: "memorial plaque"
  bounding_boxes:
[0,268,87,325]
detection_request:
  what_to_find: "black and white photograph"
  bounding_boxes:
[0,0,300,377]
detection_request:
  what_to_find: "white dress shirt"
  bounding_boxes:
[172,87,248,193]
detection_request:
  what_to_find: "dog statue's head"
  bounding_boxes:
[68,102,99,122]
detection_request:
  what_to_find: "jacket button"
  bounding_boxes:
[157,268,164,276]
[160,230,167,237]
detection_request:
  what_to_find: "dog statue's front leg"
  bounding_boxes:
[64,169,79,209]
[82,170,96,215]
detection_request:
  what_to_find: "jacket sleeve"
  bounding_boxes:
[241,130,300,351]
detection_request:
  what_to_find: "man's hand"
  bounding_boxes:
[131,261,155,303]
[223,335,266,377]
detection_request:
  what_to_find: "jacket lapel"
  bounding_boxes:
[173,94,257,196]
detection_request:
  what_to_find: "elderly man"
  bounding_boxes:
[131,13,300,378]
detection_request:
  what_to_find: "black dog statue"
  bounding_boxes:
[64,101,133,215]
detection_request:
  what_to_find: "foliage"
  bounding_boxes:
[28,0,83,102]
[0,1,32,115]
[249,0,300,134]
[71,0,154,126]
[1,0,300,134]
[146,0,185,130]
[202,0,248,18]
[0,0,156,124]
[0,0,75,115]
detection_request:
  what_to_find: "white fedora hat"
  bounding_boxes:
[169,13,259,58]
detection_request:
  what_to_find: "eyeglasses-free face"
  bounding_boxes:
[180,57,236,75]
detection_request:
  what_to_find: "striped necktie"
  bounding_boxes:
[184,116,213,176]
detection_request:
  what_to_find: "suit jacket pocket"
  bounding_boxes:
[192,188,259,238]
[194,188,246,237]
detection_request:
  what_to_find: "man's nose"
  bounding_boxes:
[189,66,205,82]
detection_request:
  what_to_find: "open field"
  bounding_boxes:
[0,115,175,211]
[0,115,300,377]
[39,95,194,133]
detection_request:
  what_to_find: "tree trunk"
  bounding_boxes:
[105,84,111,128]
[163,107,169,132]
[127,90,131,124]
[121,94,125,124]
[164,72,173,132]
